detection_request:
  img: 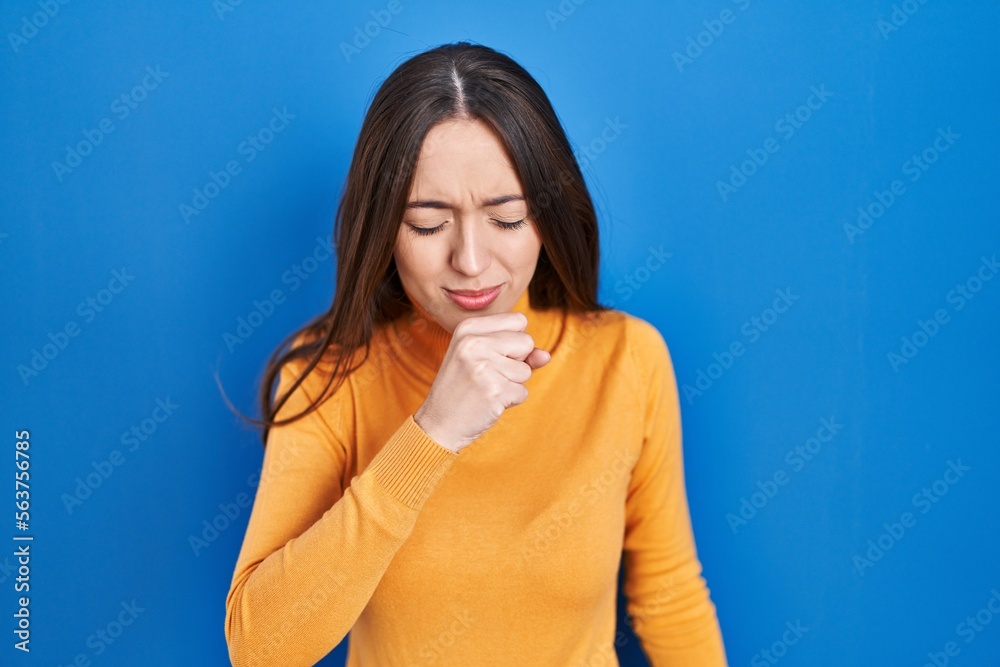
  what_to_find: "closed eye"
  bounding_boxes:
[407,219,527,236]
[495,218,526,231]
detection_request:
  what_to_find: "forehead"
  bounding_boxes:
[409,118,523,203]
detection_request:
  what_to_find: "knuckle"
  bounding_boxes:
[454,335,478,358]
[453,319,473,337]
[486,382,503,403]
[472,358,490,377]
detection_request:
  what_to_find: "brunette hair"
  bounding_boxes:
[235,40,608,446]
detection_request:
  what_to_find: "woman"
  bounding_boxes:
[225,41,728,666]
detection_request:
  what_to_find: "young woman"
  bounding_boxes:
[225,41,728,666]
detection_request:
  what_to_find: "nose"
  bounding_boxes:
[450,215,491,277]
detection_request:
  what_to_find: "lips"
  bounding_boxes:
[446,285,502,296]
[444,284,503,310]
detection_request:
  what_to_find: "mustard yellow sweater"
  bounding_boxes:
[225,288,728,666]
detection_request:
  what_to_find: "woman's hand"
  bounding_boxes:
[413,311,551,453]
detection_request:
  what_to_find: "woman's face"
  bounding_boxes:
[393,117,543,333]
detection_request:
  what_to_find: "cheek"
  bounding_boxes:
[393,228,420,262]
[392,237,414,277]
[394,236,440,280]
[509,232,543,268]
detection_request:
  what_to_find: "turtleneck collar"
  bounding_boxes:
[384,285,563,385]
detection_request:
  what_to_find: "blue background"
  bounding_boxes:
[2,1,998,665]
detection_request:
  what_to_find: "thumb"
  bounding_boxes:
[525,347,551,369]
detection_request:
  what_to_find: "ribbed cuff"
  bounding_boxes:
[367,414,459,509]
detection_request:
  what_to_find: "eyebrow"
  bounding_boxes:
[405,194,525,209]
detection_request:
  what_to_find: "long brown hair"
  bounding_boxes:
[238,40,608,446]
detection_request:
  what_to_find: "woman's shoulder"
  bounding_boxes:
[277,330,365,403]
[562,304,672,362]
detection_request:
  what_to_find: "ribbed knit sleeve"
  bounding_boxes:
[224,353,458,667]
[622,317,729,666]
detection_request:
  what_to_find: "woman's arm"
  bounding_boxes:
[224,352,458,667]
[622,317,729,666]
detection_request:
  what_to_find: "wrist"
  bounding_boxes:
[413,410,461,453]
